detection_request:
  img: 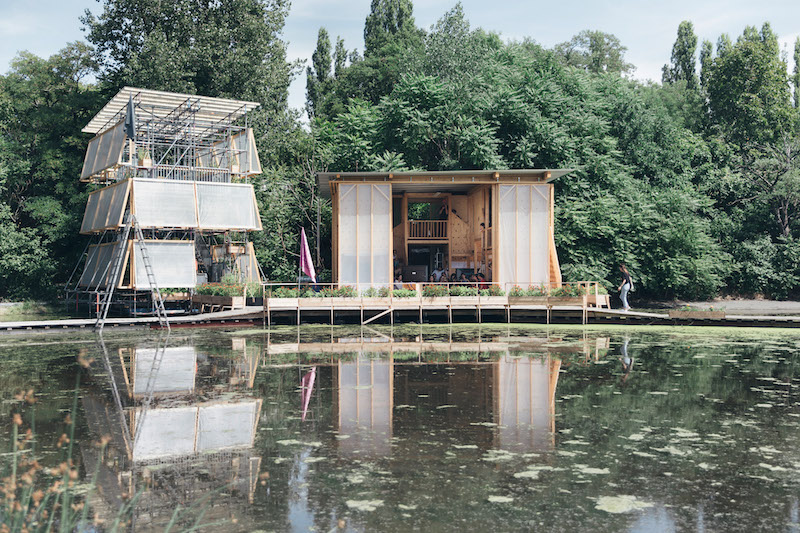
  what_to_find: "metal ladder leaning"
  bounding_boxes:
[94,215,170,331]
[94,218,133,331]
[132,218,170,331]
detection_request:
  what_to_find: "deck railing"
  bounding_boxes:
[409,220,447,239]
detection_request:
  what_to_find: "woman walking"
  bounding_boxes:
[617,264,633,312]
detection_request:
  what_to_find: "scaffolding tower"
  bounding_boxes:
[65,87,264,324]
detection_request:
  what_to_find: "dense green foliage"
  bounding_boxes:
[1,1,800,301]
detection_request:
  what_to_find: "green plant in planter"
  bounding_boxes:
[509,285,525,297]
[449,286,479,297]
[526,285,548,297]
[422,285,449,297]
[393,289,417,298]
[479,285,505,297]
[271,287,299,298]
[337,286,358,297]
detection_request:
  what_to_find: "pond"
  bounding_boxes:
[2,325,800,532]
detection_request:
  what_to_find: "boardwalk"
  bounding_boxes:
[4,303,800,333]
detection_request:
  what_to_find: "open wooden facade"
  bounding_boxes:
[319,169,570,289]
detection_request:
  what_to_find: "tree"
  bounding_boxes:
[706,23,794,145]
[554,30,634,75]
[306,28,332,118]
[699,39,713,91]
[0,43,103,297]
[793,37,800,108]
[363,0,422,57]
[663,21,698,89]
[739,134,800,237]
[82,0,291,110]
[334,37,347,78]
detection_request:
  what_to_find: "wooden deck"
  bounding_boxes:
[3,302,800,333]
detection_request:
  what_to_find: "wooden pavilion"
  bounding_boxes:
[317,169,571,290]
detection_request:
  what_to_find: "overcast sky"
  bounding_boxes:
[2,0,799,114]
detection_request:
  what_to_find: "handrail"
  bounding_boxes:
[408,219,447,239]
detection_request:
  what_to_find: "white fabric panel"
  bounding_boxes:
[357,185,371,288]
[209,129,262,175]
[133,407,197,461]
[371,185,391,284]
[80,180,129,233]
[498,185,550,287]
[517,186,532,284]
[133,346,197,395]
[338,184,392,288]
[80,121,126,180]
[197,401,258,451]
[337,359,392,456]
[78,242,124,288]
[132,179,198,228]
[496,356,553,452]
[531,185,550,285]
[80,191,101,234]
[133,241,196,288]
[80,134,100,180]
[196,182,260,230]
[499,186,516,287]
[339,184,357,285]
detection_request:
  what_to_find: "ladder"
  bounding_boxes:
[94,219,133,331]
[132,334,168,448]
[133,220,170,331]
[94,215,170,331]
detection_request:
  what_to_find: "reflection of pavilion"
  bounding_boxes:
[315,336,602,456]
[82,338,262,531]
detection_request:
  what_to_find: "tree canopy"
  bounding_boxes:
[2,5,800,302]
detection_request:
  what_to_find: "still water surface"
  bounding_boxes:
[2,325,800,532]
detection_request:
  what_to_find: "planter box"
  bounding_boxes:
[362,297,391,308]
[245,297,263,306]
[478,296,508,306]
[266,297,299,309]
[164,292,190,301]
[509,296,548,305]
[547,297,584,307]
[450,296,480,306]
[421,297,451,307]
[333,297,362,308]
[392,297,421,307]
[192,294,244,309]
[299,297,330,308]
[587,294,610,308]
[669,310,726,319]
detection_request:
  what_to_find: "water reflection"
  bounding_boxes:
[9,325,798,531]
[82,335,263,530]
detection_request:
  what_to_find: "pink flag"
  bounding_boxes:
[301,367,316,422]
[300,227,316,283]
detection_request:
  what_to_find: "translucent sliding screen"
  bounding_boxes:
[80,120,126,180]
[132,179,197,228]
[132,400,260,461]
[77,241,126,288]
[498,185,550,286]
[496,355,556,452]
[197,400,260,451]
[80,180,130,233]
[132,240,196,288]
[133,346,197,396]
[337,183,391,289]
[338,358,392,456]
[196,182,261,230]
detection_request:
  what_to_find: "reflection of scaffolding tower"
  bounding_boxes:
[66,87,264,320]
[85,336,263,531]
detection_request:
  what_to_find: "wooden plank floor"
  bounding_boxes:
[4,303,800,333]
